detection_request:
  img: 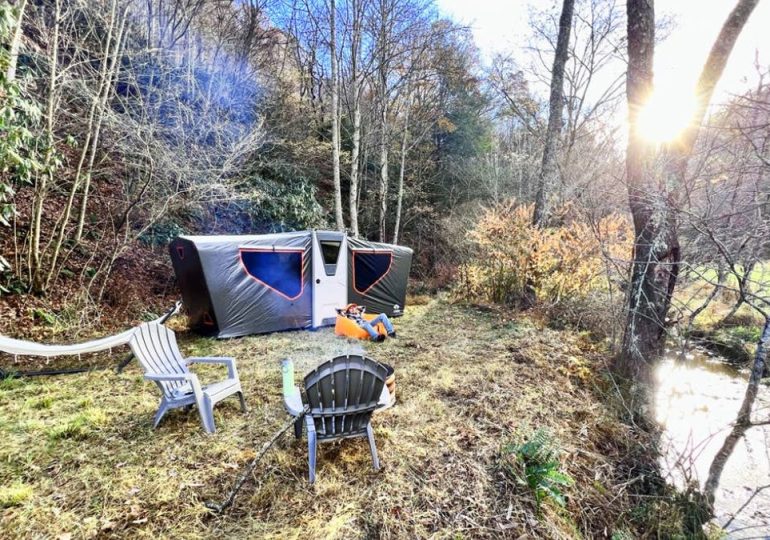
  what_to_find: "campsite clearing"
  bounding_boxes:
[1,298,648,538]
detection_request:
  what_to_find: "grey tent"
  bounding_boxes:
[169,231,412,338]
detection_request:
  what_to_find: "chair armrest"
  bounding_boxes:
[144,372,204,400]
[283,386,304,417]
[186,357,238,379]
[376,384,391,409]
[144,372,196,382]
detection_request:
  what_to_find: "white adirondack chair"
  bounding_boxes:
[129,322,246,433]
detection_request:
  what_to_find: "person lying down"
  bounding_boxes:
[338,303,396,342]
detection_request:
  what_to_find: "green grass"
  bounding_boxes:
[0,482,34,508]
[0,299,671,538]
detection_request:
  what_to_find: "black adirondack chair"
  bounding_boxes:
[283,355,388,483]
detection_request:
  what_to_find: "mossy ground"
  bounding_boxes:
[1,298,673,538]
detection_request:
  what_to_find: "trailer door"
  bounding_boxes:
[311,231,348,327]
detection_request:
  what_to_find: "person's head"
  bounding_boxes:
[344,303,362,314]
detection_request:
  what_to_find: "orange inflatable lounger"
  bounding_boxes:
[334,313,386,340]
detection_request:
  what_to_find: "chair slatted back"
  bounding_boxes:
[304,355,387,439]
[129,323,189,397]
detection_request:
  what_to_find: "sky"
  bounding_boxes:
[436,0,770,104]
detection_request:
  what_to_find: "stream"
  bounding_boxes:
[656,347,770,538]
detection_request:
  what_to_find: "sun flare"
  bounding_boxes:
[636,85,697,144]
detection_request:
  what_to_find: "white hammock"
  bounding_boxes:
[0,303,181,358]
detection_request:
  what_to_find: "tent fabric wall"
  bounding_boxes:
[347,237,413,317]
[169,238,219,335]
[170,233,312,338]
[169,232,411,338]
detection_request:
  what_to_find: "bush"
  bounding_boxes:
[457,200,631,336]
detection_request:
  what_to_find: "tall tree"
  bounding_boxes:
[5,0,27,83]
[375,0,392,242]
[346,0,365,237]
[329,0,344,229]
[618,0,759,413]
[532,0,574,227]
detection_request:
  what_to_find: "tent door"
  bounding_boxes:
[311,231,348,327]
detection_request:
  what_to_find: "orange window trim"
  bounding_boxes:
[238,247,306,301]
[352,249,393,295]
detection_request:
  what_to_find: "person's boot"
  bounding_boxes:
[388,331,397,338]
[373,334,386,342]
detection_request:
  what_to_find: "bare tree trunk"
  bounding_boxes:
[329,0,344,230]
[704,316,770,507]
[347,0,362,238]
[358,129,368,213]
[349,89,362,237]
[75,7,128,243]
[393,92,411,245]
[719,259,756,326]
[6,0,28,83]
[532,0,574,227]
[376,0,390,243]
[146,0,154,46]
[682,265,725,354]
[378,103,388,242]
[30,0,61,292]
[618,0,680,413]
[46,0,122,287]
[618,0,758,415]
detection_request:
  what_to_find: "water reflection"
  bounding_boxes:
[656,349,770,538]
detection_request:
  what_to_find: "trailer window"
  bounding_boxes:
[240,248,305,300]
[352,250,392,294]
[320,241,341,265]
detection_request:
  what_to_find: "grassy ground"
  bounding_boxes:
[1,298,654,538]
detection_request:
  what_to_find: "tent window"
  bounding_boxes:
[240,248,304,300]
[320,241,341,266]
[353,250,393,294]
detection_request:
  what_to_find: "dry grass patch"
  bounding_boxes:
[1,298,644,538]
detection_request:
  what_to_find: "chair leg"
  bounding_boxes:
[198,395,216,434]
[306,418,317,484]
[237,391,247,413]
[366,423,380,471]
[153,400,169,429]
[294,417,303,439]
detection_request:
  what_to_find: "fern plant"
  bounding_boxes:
[500,429,575,511]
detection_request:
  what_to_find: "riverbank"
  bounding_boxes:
[0,298,705,538]
[656,349,770,537]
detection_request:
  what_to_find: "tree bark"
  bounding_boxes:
[6,0,28,83]
[376,0,390,242]
[617,0,758,415]
[347,0,362,238]
[532,0,574,227]
[329,0,344,230]
[46,0,122,288]
[75,7,128,244]
[30,0,61,292]
[393,92,411,245]
[378,90,389,242]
